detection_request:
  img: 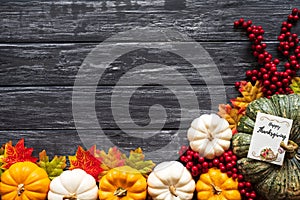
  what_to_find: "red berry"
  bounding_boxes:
[283,50,289,56]
[272,76,278,82]
[234,21,240,27]
[220,165,226,172]
[238,182,244,189]
[250,192,257,198]
[198,157,205,163]
[246,70,252,77]
[288,14,294,21]
[240,189,246,195]
[247,20,252,26]
[248,33,255,41]
[186,155,192,161]
[245,182,252,188]
[273,58,280,64]
[226,163,233,169]
[213,158,220,166]
[232,168,238,173]
[202,162,209,168]
[270,84,277,90]
[263,74,269,79]
[186,161,193,169]
[264,80,271,86]
[238,174,244,181]
[226,171,233,177]
[292,8,298,15]
[282,78,289,85]
[180,156,188,163]
[231,160,237,166]
[193,152,200,160]
[232,173,238,179]
[276,81,283,87]
[225,156,232,162]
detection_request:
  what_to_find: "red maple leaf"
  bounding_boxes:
[1,138,38,169]
[69,146,103,181]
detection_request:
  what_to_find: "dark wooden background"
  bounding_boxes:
[1,0,300,166]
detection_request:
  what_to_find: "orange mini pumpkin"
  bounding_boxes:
[196,167,241,200]
[98,166,147,200]
[0,161,50,200]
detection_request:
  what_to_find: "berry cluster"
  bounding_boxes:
[178,146,257,200]
[234,8,300,98]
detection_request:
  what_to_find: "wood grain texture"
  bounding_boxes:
[0,0,300,42]
[1,42,293,86]
[0,130,187,163]
[0,86,238,129]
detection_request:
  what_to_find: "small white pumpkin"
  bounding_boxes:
[48,168,98,200]
[147,161,195,200]
[187,113,232,159]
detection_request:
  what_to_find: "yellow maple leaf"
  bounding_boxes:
[218,104,244,134]
[290,77,300,94]
[231,81,264,109]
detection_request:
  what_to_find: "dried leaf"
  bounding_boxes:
[218,104,244,134]
[38,150,66,180]
[231,81,264,109]
[69,146,103,181]
[1,139,38,169]
[124,147,155,177]
[89,146,126,178]
[290,77,300,94]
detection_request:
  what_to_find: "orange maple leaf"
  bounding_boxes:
[218,104,244,134]
[231,81,264,110]
[1,138,38,169]
[69,146,103,181]
[88,146,126,178]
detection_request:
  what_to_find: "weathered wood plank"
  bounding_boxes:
[0,0,299,42]
[1,41,291,86]
[0,86,238,130]
[0,129,188,163]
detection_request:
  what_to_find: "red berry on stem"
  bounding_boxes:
[292,8,298,15]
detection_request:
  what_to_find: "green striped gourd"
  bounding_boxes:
[232,94,300,200]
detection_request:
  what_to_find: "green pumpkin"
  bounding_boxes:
[232,94,300,200]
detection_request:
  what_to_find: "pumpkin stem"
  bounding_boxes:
[211,183,222,195]
[169,185,178,197]
[63,193,77,200]
[280,140,299,159]
[17,184,25,196]
[114,187,127,197]
[207,131,214,141]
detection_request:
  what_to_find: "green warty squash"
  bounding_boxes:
[232,94,300,200]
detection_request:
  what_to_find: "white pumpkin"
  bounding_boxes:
[187,113,232,159]
[147,161,195,200]
[48,168,98,200]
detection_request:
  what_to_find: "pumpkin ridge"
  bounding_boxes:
[3,169,18,186]
[24,167,48,185]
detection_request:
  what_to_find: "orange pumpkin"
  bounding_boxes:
[196,168,241,200]
[98,166,147,200]
[0,161,50,200]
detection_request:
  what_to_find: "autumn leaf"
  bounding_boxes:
[218,104,244,134]
[231,81,264,110]
[0,142,5,176]
[69,146,103,181]
[290,77,300,94]
[89,146,126,178]
[123,147,155,177]
[38,150,66,180]
[1,139,38,169]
